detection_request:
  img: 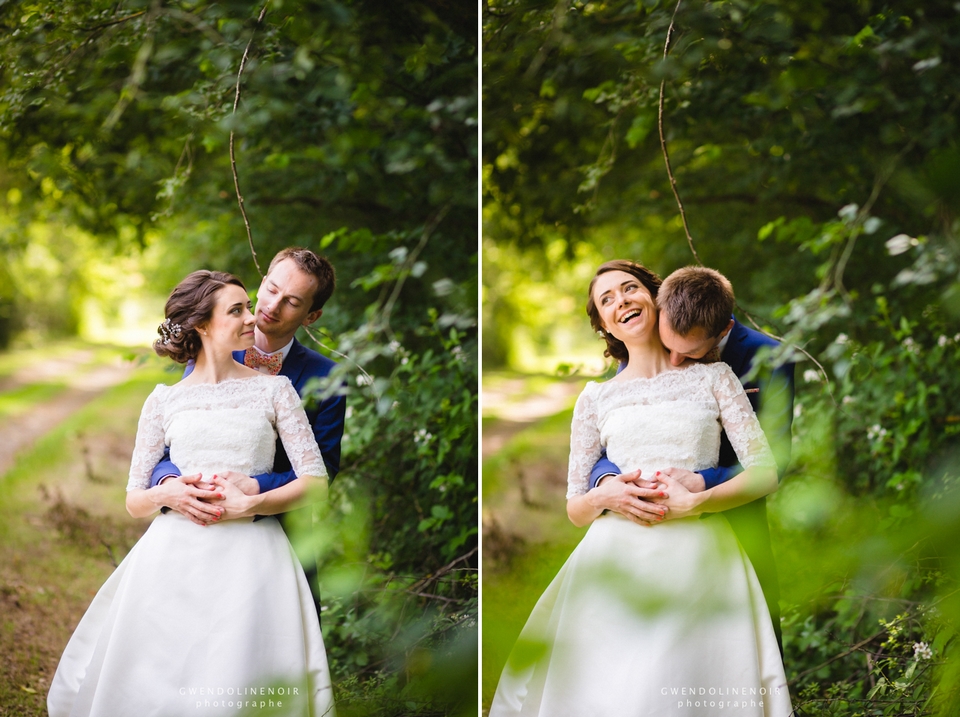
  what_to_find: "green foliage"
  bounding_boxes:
[286,230,477,713]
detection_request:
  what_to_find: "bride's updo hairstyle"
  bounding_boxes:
[154,270,247,363]
[586,260,662,363]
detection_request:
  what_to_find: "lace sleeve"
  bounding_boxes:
[566,383,602,499]
[273,377,328,481]
[127,387,168,491]
[712,364,776,470]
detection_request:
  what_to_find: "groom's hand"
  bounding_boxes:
[594,469,667,526]
[216,470,261,496]
[659,467,705,494]
[650,470,707,522]
[206,474,257,521]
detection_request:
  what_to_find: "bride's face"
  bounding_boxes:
[199,284,256,352]
[592,270,658,345]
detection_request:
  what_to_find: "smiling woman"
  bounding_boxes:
[585,260,663,367]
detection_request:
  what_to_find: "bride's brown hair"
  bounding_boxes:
[586,260,662,364]
[153,270,247,364]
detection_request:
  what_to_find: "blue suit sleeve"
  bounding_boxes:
[252,469,295,493]
[699,465,742,490]
[588,452,621,490]
[149,448,181,487]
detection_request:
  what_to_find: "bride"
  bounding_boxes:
[48,270,335,717]
[489,260,791,717]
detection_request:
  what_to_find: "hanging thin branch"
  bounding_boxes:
[302,324,376,390]
[656,1,840,402]
[230,2,271,278]
[658,0,703,266]
[102,1,160,132]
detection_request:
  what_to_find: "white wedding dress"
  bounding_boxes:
[490,362,792,717]
[48,375,336,717]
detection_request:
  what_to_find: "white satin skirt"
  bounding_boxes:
[489,514,791,717]
[48,512,335,717]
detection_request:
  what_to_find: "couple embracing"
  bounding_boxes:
[48,248,344,716]
[490,261,796,716]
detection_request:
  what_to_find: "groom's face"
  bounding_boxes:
[255,258,322,340]
[659,312,730,366]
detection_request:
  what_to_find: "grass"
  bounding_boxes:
[482,532,584,709]
[0,382,69,419]
[0,340,84,380]
[0,368,163,716]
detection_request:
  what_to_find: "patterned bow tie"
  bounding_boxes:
[243,347,283,375]
[701,347,722,364]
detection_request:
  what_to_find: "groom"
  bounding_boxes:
[150,247,346,524]
[589,266,794,647]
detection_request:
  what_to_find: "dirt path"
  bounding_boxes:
[0,353,136,477]
[481,377,583,459]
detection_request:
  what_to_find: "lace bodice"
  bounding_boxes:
[127,375,327,491]
[567,362,775,498]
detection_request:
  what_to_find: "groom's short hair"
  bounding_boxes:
[657,266,734,338]
[268,248,336,312]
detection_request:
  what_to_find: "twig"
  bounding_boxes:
[657,0,702,266]
[230,2,271,278]
[160,7,227,46]
[788,627,889,685]
[738,306,840,407]
[300,325,376,394]
[524,0,568,80]
[407,547,479,593]
[79,10,146,32]
[403,590,460,604]
[378,203,452,341]
[102,1,160,132]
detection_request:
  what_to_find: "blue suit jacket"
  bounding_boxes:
[149,338,346,491]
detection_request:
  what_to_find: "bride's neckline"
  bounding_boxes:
[171,374,272,389]
[600,361,711,386]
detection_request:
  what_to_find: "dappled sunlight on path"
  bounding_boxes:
[0,352,136,477]
[482,376,584,460]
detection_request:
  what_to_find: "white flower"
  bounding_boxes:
[913,642,933,661]
[938,335,949,348]
[803,369,820,383]
[867,424,888,441]
[886,234,916,256]
[793,404,803,419]
[836,333,849,345]
[414,428,433,445]
[842,395,855,405]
